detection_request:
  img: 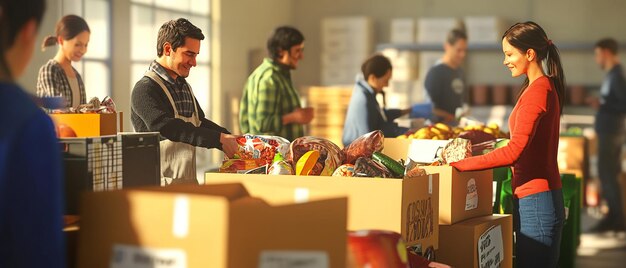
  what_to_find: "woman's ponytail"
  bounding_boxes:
[545,41,566,114]
[41,35,57,51]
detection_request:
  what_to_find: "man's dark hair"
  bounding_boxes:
[362,54,392,79]
[0,0,46,79]
[446,28,467,45]
[156,18,204,57]
[595,38,618,55]
[267,26,304,59]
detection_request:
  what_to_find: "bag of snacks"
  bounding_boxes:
[288,136,344,176]
[343,130,385,164]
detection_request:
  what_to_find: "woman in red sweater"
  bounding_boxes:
[450,22,566,268]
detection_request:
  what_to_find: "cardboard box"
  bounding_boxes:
[464,16,507,45]
[50,112,123,137]
[438,214,513,268]
[383,138,494,224]
[204,173,440,250]
[77,182,348,268]
[321,16,373,53]
[417,17,463,44]
[557,136,589,179]
[422,166,493,225]
[390,18,416,44]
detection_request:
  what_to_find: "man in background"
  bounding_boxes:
[590,38,626,232]
[240,26,314,141]
[424,29,468,123]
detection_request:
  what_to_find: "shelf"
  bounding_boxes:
[377,42,626,52]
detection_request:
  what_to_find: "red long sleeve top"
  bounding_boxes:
[450,76,562,198]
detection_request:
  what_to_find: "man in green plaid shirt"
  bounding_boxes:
[239,26,313,141]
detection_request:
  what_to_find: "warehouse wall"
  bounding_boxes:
[17,0,61,93]
[212,0,293,133]
[292,0,626,87]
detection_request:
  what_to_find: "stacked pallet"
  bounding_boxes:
[304,86,353,147]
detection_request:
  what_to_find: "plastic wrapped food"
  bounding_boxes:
[353,157,394,178]
[295,150,320,176]
[332,164,355,177]
[343,130,385,164]
[288,136,344,176]
[442,138,472,164]
[219,159,268,173]
[233,134,290,163]
[405,159,428,178]
[267,160,294,175]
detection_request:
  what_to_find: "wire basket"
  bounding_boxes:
[60,132,160,214]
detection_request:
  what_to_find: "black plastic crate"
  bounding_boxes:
[60,133,160,214]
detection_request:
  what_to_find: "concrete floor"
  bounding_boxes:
[575,209,626,268]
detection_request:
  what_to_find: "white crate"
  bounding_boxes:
[464,16,507,45]
[390,18,416,44]
[321,66,360,86]
[321,51,370,68]
[416,17,463,44]
[321,16,373,52]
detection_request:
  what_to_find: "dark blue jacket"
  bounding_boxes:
[596,64,626,134]
[342,79,407,146]
[0,82,65,268]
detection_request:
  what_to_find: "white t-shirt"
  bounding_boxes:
[67,76,80,107]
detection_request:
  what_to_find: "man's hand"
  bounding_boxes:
[220,133,239,158]
[282,107,314,125]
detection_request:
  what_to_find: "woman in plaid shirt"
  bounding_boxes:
[36,15,90,108]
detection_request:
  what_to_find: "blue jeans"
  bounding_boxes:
[513,189,565,268]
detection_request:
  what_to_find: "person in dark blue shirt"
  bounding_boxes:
[342,54,411,146]
[590,38,626,232]
[424,29,468,123]
[0,1,66,267]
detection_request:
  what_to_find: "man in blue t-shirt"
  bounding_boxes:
[424,29,468,123]
[590,38,626,232]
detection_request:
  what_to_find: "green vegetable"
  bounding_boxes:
[372,152,405,177]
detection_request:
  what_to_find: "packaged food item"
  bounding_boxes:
[372,152,404,178]
[354,157,394,178]
[332,164,355,177]
[404,159,427,178]
[267,160,294,175]
[296,151,320,176]
[343,130,385,164]
[288,136,344,176]
[219,159,268,173]
[233,134,290,163]
[441,138,472,164]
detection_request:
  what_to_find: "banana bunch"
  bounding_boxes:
[408,123,455,140]
[462,122,505,138]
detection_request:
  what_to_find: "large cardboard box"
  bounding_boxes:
[77,182,348,268]
[50,112,123,137]
[205,173,440,250]
[438,215,513,268]
[382,138,493,225]
[557,136,589,179]
[423,166,493,225]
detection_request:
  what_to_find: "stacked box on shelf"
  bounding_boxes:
[464,16,508,46]
[321,17,373,86]
[304,86,353,146]
[59,132,161,214]
[390,18,416,44]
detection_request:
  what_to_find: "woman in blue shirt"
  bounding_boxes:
[342,54,411,146]
[0,1,66,267]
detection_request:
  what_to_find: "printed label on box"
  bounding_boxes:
[478,225,504,268]
[405,196,435,244]
[465,178,478,211]
[259,251,329,268]
[110,244,186,268]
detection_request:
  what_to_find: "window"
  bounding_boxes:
[62,0,112,101]
[130,0,211,113]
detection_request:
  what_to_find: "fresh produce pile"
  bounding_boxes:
[397,122,507,140]
[219,129,488,178]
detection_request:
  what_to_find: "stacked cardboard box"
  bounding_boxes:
[321,17,373,86]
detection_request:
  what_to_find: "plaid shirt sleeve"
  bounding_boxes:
[36,61,73,107]
[250,74,282,135]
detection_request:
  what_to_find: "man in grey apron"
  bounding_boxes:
[130,18,238,185]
